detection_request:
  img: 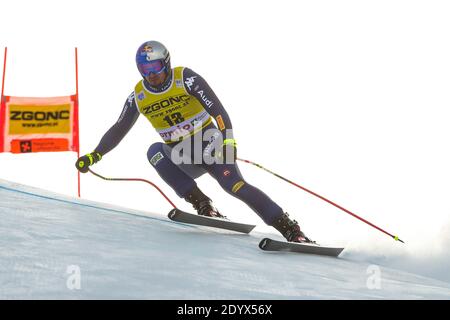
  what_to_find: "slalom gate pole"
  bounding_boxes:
[75,47,81,198]
[237,157,404,243]
[1,47,6,98]
[88,169,177,209]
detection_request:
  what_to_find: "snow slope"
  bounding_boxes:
[1,179,449,299]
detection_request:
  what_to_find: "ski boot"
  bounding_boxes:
[271,212,315,243]
[184,186,226,219]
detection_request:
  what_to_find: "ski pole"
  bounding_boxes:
[237,158,404,243]
[88,169,177,209]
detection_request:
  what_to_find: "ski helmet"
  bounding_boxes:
[135,41,171,78]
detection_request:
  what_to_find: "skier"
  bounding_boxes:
[75,40,313,243]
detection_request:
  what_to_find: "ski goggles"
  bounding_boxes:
[137,59,166,77]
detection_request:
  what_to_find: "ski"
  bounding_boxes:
[168,208,256,234]
[258,237,344,257]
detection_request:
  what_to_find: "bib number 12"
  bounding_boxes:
[163,112,185,126]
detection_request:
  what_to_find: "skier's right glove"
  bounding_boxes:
[216,139,237,164]
[75,152,102,173]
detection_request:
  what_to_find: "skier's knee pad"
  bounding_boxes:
[219,176,247,196]
[229,179,247,196]
[147,142,169,167]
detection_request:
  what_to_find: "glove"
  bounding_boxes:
[216,139,237,164]
[75,152,102,173]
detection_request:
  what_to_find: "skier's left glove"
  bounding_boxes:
[216,139,237,163]
[75,151,102,173]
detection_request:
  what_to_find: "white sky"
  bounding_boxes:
[1,0,450,252]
